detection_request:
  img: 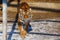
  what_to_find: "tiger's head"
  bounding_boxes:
[19,2,32,21]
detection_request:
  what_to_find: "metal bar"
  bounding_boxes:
[8,0,20,40]
[2,0,7,40]
[8,13,18,40]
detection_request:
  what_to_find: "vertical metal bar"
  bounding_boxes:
[2,0,7,40]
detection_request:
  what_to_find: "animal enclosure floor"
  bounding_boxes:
[0,21,60,40]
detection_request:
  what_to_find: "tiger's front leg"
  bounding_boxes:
[18,18,27,38]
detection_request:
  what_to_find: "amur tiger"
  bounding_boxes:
[18,2,32,38]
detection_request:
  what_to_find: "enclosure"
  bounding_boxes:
[0,0,60,40]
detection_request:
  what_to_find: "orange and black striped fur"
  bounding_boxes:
[18,2,32,38]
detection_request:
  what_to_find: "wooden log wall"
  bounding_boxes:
[0,0,60,21]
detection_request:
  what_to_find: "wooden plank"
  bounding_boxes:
[21,0,60,3]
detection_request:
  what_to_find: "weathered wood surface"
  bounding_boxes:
[8,0,60,2]
[0,2,60,21]
[21,0,60,3]
[6,0,60,3]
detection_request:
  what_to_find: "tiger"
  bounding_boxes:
[18,2,32,38]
